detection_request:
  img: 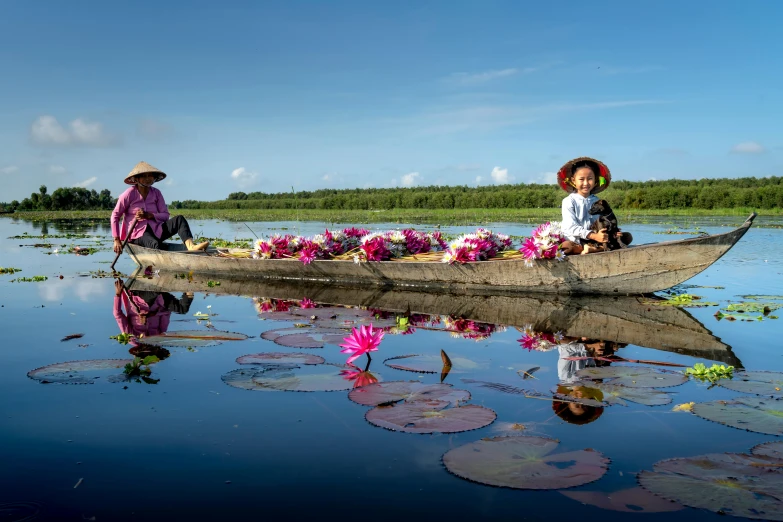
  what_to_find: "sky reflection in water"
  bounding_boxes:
[1,216,782,521]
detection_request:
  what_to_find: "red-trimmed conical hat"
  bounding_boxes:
[557,157,611,194]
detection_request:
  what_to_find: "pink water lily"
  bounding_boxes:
[340,324,384,364]
[299,297,316,309]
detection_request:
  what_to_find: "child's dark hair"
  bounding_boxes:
[571,161,597,177]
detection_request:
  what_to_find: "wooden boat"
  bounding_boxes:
[125,213,756,296]
[127,272,741,367]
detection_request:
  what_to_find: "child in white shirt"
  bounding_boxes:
[556,157,631,255]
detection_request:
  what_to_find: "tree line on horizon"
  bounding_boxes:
[170,176,783,211]
[2,176,782,213]
[0,185,116,212]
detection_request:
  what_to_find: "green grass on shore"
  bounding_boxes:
[1,207,777,225]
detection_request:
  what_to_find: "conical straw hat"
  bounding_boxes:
[124,161,167,185]
[556,157,611,195]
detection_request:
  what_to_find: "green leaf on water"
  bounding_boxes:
[717,371,783,398]
[576,366,688,388]
[692,397,783,436]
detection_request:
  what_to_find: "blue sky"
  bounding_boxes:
[1,0,780,201]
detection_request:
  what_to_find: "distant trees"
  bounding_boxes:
[170,176,783,211]
[1,185,116,211]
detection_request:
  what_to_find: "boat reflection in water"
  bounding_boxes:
[127,270,739,425]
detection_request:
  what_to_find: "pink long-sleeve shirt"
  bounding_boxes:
[110,186,170,240]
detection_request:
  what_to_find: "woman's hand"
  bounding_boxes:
[114,279,123,296]
[113,238,123,254]
[134,208,152,220]
[589,229,609,243]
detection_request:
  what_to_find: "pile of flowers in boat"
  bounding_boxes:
[219,223,568,266]
[517,325,565,352]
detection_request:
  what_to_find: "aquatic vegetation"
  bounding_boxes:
[442,227,513,264]
[0,267,22,274]
[236,352,325,365]
[692,397,783,436]
[716,371,783,398]
[69,246,100,255]
[714,301,781,321]
[347,381,470,407]
[9,232,93,239]
[123,355,160,377]
[685,363,735,383]
[443,436,609,490]
[561,487,684,513]
[261,327,348,348]
[443,316,501,341]
[141,330,248,347]
[644,293,717,307]
[576,366,689,388]
[110,333,133,345]
[672,402,696,412]
[752,441,783,460]
[365,399,496,434]
[638,452,783,520]
[60,333,84,342]
[581,383,673,407]
[339,324,384,364]
[27,359,132,384]
[10,275,48,282]
[383,352,481,374]
[222,363,354,392]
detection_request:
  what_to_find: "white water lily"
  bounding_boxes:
[388,230,406,244]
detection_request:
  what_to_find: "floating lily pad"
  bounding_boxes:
[585,383,673,407]
[221,363,352,392]
[561,487,684,513]
[383,354,481,373]
[692,397,783,436]
[717,371,783,398]
[443,436,609,490]
[576,366,687,388]
[27,359,132,384]
[365,399,496,434]
[236,352,325,365]
[740,295,783,301]
[141,330,247,348]
[260,327,347,348]
[638,452,783,520]
[752,441,783,460]
[348,381,470,406]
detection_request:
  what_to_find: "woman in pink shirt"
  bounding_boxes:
[111,161,209,253]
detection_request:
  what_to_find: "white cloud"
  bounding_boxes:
[401,172,421,187]
[39,278,107,303]
[231,167,259,189]
[322,174,332,182]
[490,166,513,185]
[30,115,118,147]
[475,176,483,185]
[731,141,766,154]
[75,177,97,188]
[49,165,67,174]
[529,171,556,185]
[0,165,18,174]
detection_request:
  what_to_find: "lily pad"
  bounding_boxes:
[142,330,248,348]
[365,399,496,434]
[717,371,783,398]
[260,327,347,348]
[561,487,684,513]
[576,366,687,388]
[383,353,481,373]
[221,363,352,392]
[692,397,783,436]
[443,436,609,489]
[752,441,783,460]
[236,352,325,365]
[638,452,783,520]
[27,359,132,384]
[583,383,673,407]
[348,381,470,406]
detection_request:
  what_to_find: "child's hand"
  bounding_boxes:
[590,229,609,243]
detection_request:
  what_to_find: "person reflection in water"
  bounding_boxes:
[113,280,193,345]
[553,337,625,425]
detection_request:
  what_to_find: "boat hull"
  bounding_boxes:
[126,214,754,295]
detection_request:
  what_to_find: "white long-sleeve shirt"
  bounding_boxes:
[557,342,597,383]
[561,193,598,242]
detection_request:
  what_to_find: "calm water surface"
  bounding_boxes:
[1,216,782,521]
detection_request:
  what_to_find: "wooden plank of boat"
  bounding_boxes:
[126,213,756,295]
[127,272,740,367]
